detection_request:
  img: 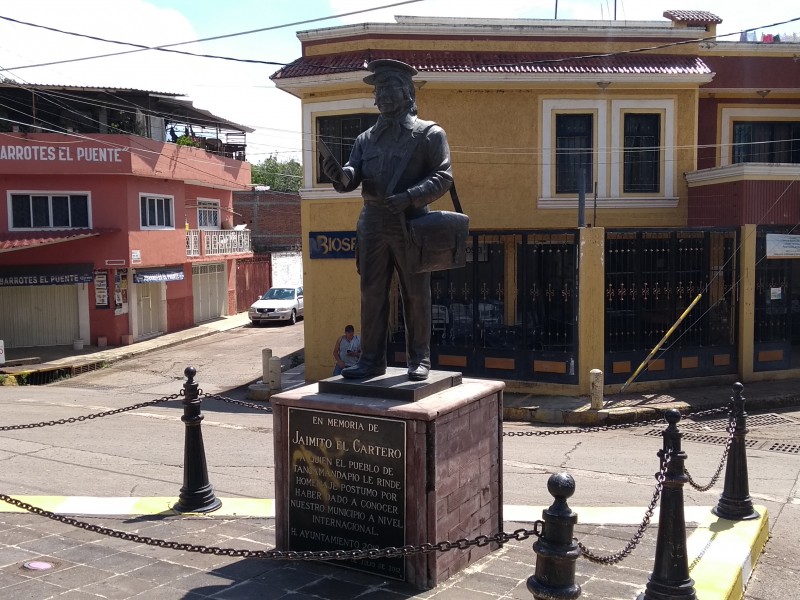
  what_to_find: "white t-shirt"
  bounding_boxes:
[338,335,361,367]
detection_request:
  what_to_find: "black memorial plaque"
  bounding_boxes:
[287,408,406,579]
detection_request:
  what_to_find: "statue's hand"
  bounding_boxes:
[321,155,339,180]
[386,192,411,214]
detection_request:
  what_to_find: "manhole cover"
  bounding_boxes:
[680,413,796,432]
[642,429,760,447]
[767,442,800,454]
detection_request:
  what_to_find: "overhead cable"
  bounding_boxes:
[0,0,423,72]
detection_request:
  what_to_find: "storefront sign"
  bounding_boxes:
[766,234,800,258]
[0,144,124,163]
[287,408,406,580]
[0,264,93,287]
[132,267,184,283]
[309,232,357,259]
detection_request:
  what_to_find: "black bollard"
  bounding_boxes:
[713,382,759,521]
[637,409,696,600]
[173,367,222,513]
[527,472,581,600]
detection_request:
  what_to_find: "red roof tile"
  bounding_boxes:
[662,10,722,24]
[0,229,117,253]
[272,51,711,80]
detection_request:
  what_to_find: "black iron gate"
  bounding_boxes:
[754,226,800,371]
[387,231,579,383]
[604,229,739,384]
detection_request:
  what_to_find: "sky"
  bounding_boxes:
[0,0,797,164]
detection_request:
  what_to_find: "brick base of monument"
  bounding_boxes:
[271,368,504,590]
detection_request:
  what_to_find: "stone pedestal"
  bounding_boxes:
[271,367,504,590]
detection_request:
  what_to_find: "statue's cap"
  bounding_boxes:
[363,59,418,85]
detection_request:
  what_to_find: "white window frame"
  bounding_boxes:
[7,191,92,231]
[611,99,674,199]
[720,106,800,166]
[540,98,677,209]
[197,198,221,230]
[139,194,175,230]
[302,98,378,199]
[541,100,607,203]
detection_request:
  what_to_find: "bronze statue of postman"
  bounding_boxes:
[321,59,457,382]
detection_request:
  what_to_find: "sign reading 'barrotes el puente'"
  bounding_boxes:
[287,408,406,579]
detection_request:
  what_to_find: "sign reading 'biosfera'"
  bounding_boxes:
[287,408,406,579]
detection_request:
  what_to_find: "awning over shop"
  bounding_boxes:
[0,263,94,287]
[133,266,185,283]
[0,228,118,253]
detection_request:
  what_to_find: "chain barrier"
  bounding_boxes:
[684,411,736,492]
[0,393,182,431]
[0,387,739,567]
[577,448,673,565]
[0,493,541,560]
[201,391,273,413]
[503,404,731,438]
[0,390,273,432]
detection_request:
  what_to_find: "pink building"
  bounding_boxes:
[0,85,254,349]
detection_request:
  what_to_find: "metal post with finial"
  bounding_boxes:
[637,409,696,600]
[174,366,222,513]
[527,472,581,600]
[713,382,759,521]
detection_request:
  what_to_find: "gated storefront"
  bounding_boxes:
[387,231,579,384]
[604,229,739,384]
[192,262,227,324]
[754,226,800,372]
[383,228,747,387]
[0,263,92,348]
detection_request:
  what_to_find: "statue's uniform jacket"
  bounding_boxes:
[334,114,453,370]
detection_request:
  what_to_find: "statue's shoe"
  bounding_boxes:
[407,364,430,381]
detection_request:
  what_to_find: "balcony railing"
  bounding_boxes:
[185,229,251,257]
[186,229,200,257]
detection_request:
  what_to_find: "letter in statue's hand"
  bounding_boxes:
[319,139,350,187]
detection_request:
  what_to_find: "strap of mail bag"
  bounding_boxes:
[385,123,470,273]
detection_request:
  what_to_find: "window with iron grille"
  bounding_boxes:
[139,195,174,229]
[316,113,379,184]
[555,114,593,194]
[733,121,800,164]
[623,113,661,193]
[197,199,220,229]
[9,193,90,229]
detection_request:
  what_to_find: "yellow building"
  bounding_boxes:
[272,11,800,394]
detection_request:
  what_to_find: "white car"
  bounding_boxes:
[249,286,304,325]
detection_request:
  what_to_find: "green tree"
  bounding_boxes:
[251,155,302,192]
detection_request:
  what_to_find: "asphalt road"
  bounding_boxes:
[0,321,798,598]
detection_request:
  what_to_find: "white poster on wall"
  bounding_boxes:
[766,234,800,258]
[271,251,303,287]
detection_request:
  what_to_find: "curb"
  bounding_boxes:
[689,507,769,600]
[502,401,693,426]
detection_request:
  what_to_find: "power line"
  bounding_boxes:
[5,10,798,76]
[0,0,424,72]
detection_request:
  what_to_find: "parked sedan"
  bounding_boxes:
[249,286,304,325]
